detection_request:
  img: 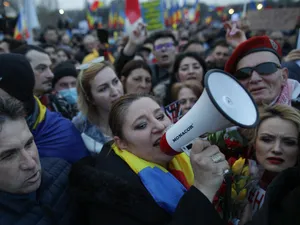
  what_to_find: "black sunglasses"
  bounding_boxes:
[235,62,281,80]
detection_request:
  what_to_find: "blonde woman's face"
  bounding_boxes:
[90,67,124,113]
[255,117,299,173]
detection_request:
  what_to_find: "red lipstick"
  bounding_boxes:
[267,157,284,165]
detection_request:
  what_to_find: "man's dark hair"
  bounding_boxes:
[0,97,25,132]
[213,38,229,50]
[182,40,204,52]
[144,37,153,45]
[12,44,47,56]
[64,59,79,66]
[1,38,25,52]
[44,25,58,34]
[150,30,177,46]
[40,44,57,51]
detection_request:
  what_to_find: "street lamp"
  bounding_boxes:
[59,9,65,15]
[228,8,235,15]
[256,3,263,10]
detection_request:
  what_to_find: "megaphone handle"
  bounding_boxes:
[223,171,232,224]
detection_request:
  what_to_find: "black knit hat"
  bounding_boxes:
[52,62,78,87]
[0,53,35,102]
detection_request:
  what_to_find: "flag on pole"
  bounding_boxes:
[90,0,104,12]
[170,0,178,26]
[118,10,126,28]
[23,0,40,43]
[183,0,189,19]
[109,3,117,29]
[193,0,201,23]
[175,1,182,24]
[125,0,142,25]
[125,0,142,34]
[216,7,225,18]
[14,8,29,40]
[86,6,95,30]
[163,0,169,26]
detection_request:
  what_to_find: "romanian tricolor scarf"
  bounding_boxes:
[27,97,90,163]
[111,143,194,214]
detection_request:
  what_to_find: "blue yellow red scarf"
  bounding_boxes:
[111,143,194,213]
[27,97,89,163]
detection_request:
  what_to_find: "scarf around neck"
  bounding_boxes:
[275,79,300,105]
[26,96,47,130]
[111,143,194,214]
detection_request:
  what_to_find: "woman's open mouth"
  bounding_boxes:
[153,138,161,147]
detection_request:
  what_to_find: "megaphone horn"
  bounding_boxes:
[160,69,259,156]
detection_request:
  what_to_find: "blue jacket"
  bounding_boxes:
[72,114,112,154]
[0,158,78,225]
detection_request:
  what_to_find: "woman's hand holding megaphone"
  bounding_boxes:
[190,139,229,203]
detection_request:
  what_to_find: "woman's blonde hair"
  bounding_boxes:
[248,104,300,147]
[171,80,203,102]
[77,61,113,123]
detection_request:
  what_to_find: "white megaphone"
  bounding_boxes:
[160,70,259,156]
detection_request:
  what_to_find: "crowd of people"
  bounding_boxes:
[0,16,299,225]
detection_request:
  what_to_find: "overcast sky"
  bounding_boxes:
[57,0,245,10]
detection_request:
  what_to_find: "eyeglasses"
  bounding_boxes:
[234,62,281,80]
[76,56,105,71]
[154,43,174,52]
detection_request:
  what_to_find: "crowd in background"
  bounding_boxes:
[0,13,299,225]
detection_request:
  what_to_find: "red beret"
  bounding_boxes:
[224,36,282,75]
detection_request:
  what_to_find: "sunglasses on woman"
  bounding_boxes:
[234,62,281,80]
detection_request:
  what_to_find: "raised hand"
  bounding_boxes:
[225,21,247,49]
[124,23,147,56]
[284,49,300,62]
[128,22,147,46]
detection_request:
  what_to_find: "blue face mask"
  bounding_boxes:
[59,88,78,105]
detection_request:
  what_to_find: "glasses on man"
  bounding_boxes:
[234,62,281,80]
[154,43,174,52]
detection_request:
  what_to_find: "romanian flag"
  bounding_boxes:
[86,6,95,30]
[118,10,126,28]
[170,1,177,26]
[163,0,169,26]
[170,0,182,25]
[90,0,104,12]
[216,6,225,18]
[112,143,194,213]
[109,3,118,29]
[193,0,201,23]
[29,97,90,163]
[14,9,29,40]
[183,0,189,19]
[175,1,182,23]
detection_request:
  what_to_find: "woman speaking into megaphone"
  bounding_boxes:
[70,93,229,225]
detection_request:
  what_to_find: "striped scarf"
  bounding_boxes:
[111,143,194,214]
